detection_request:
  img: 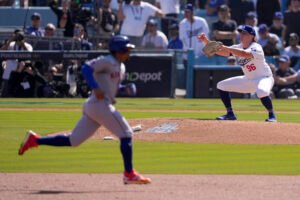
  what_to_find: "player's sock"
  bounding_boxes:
[120,137,133,173]
[218,89,234,114]
[37,135,71,146]
[260,96,274,114]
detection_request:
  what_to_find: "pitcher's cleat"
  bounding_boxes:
[265,113,277,122]
[18,130,40,155]
[123,170,151,185]
[216,113,237,120]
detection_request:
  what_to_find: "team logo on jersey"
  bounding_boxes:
[237,57,252,66]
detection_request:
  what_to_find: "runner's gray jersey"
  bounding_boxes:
[85,55,125,103]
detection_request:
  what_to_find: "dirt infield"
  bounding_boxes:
[1,173,300,200]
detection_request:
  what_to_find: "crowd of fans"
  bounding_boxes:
[0,0,300,98]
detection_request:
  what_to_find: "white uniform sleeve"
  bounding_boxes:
[86,56,110,73]
[246,43,264,61]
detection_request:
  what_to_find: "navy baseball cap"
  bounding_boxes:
[258,24,269,33]
[185,3,194,12]
[274,12,283,19]
[31,12,41,20]
[246,11,257,19]
[238,25,256,37]
[279,55,290,63]
[109,35,135,52]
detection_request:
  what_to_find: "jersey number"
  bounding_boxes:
[246,64,256,72]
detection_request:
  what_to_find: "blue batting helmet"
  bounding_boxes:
[108,35,135,52]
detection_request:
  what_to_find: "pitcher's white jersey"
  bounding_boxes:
[231,42,272,80]
[85,55,125,103]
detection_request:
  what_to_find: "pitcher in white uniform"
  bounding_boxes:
[199,25,277,122]
[18,35,151,184]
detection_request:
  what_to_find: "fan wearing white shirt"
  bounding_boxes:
[179,3,209,57]
[117,0,163,47]
[141,19,168,49]
[1,31,33,97]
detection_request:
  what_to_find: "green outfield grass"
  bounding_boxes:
[1,98,300,175]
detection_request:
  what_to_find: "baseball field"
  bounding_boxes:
[1,98,300,200]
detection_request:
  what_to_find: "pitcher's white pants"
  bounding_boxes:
[217,75,274,98]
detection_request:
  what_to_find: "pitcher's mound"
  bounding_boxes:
[94,119,300,145]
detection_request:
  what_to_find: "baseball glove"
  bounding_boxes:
[203,41,223,57]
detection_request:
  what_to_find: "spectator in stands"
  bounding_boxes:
[43,23,64,51]
[0,29,21,51]
[44,23,56,37]
[274,55,299,98]
[212,4,238,46]
[283,33,300,67]
[155,0,180,37]
[117,0,163,47]
[9,61,47,97]
[49,0,74,37]
[244,11,259,37]
[205,0,226,16]
[70,1,92,31]
[284,0,300,45]
[275,68,300,98]
[256,0,281,26]
[228,0,255,25]
[167,23,183,49]
[141,18,168,49]
[179,3,209,56]
[0,29,20,95]
[258,24,281,56]
[1,31,33,97]
[73,23,93,50]
[43,63,70,97]
[226,56,237,65]
[26,12,44,37]
[269,12,286,43]
[92,0,119,38]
